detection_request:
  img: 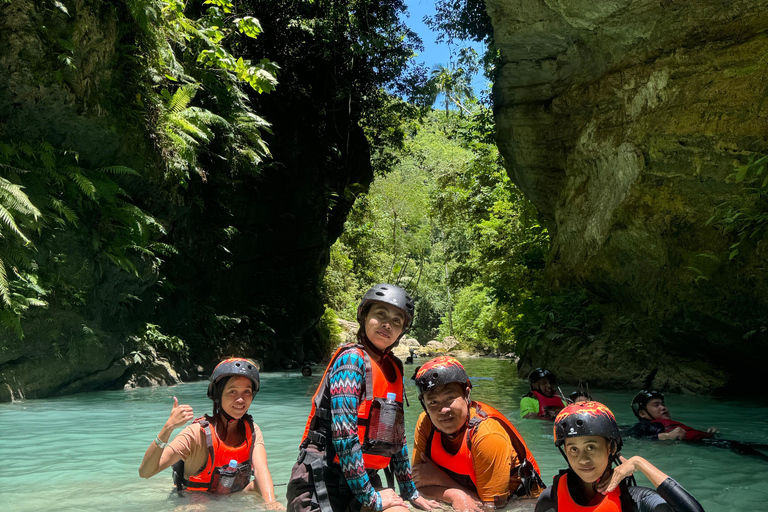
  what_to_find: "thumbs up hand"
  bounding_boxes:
[165,396,194,430]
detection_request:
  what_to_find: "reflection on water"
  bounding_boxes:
[1,358,767,511]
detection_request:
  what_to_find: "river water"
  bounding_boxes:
[2,358,767,511]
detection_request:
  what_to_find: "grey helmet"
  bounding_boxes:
[357,284,415,345]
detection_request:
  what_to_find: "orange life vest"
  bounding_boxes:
[185,415,254,493]
[300,343,405,470]
[554,472,622,512]
[426,401,544,498]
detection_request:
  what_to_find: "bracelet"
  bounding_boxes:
[154,435,168,449]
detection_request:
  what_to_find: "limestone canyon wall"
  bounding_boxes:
[486,0,768,392]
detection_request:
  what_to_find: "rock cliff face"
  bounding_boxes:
[486,0,768,392]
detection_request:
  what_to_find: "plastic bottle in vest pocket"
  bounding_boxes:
[375,392,399,444]
[220,459,238,489]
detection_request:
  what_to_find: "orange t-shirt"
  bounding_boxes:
[413,405,531,503]
[168,422,264,479]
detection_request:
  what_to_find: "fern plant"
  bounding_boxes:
[0,140,170,335]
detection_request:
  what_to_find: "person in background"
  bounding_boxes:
[569,390,591,404]
[628,390,768,460]
[628,390,716,441]
[301,365,312,377]
[535,401,704,512]
[521,368,566,420]
[138,358,283,509]
[286,284,438,512]
[412,356,544,512]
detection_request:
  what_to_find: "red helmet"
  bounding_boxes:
[553,401,622,452]
[414,356,472,398]
[207,357,260,400]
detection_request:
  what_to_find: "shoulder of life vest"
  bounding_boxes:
[184,414,255,493]
[300,343,405,470]
[555,471,623,512]
[469,402,543,479]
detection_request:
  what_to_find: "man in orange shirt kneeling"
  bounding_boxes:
[412,357,545,511]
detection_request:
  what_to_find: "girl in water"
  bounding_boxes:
[286,284,438,512]
[138,357,283,509]
[535,401,704,512]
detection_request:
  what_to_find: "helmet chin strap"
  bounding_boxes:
[361,333,394,358]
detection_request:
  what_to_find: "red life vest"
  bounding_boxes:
[300,343,405,470]
[532,390,566,418]
[554,472,622,512]
[426,401,544,498]
[653,418,713,441]
[185,415,254,493]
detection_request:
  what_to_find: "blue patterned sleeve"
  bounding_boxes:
[329,349,382,511]
[391,437,420,500]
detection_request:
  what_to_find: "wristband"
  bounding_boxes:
[154,435,168,449]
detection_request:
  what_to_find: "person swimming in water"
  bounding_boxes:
[628,390,717,441]
[628,389,768,460]
[521,368,566,420]
[138,357,283,508]
[535,401,704,512]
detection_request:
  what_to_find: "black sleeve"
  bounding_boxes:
[628,479,705,512]
[627,421,663,439]
[656,478,705,512]
[534,486,556,512]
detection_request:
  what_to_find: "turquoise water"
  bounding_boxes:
[1,358,767,511]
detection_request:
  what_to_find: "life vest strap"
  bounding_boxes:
[298,448,335,512]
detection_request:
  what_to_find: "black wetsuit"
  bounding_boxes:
[627,421,768,461]
[535,470,704,512]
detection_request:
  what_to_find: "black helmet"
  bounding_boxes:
[207,357,260,400]
[414,356,472,398]
[631,390,664,418]
[528,368,555,387]
[553,401,622,453]
[357,284,415,335]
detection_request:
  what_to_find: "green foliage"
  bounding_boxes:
[0,140,169,335]
[141,322,187,355]
[324,107,549,351]
[322,241,363,320]
[707,153,768,261]
[441,283,514,352]
[317,307,343,354]
[512,288,602,355]
[127,0,276,187]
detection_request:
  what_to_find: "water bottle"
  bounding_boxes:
[376,392,398,444]
[220,459,238,489]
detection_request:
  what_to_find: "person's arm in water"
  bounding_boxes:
[245,424,284,510]
[520,396,540,419]
[390,432,440,510]
[598,456,704,512]
[138,396,194,478]
[330,350,404,511]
